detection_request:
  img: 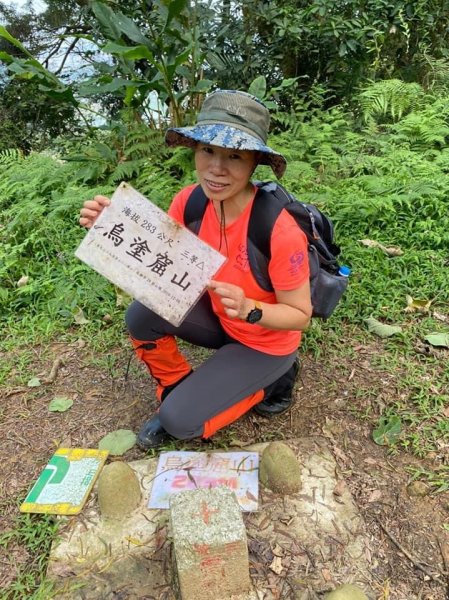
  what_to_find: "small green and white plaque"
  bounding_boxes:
[20,448,108,515]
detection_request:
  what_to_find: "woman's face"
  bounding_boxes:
[194,143,258,203]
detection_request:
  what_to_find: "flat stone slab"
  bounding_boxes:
[46,437,372,599]
[245,438,370,595]
[47,457,169,599]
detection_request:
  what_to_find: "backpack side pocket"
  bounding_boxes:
[311,267,349,319]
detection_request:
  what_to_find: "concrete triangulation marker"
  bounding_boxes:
[170,487,253,599]
[46,437,372,599]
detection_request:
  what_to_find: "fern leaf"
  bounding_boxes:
[359,79,424,124]
[0,148,24,169]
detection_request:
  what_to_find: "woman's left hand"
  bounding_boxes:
[208,279,312,331]
[208,280,249,319]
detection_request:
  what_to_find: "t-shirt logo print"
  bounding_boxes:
[235,243,250,272]
[288,251,305,276]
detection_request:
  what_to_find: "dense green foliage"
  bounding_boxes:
[0,78,79,151]
[247,0,449,97]
[2,0,449,150]
[1,80,448,338]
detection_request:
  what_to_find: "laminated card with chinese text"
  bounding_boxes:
[75,183,227,326]
[148,451,259,512]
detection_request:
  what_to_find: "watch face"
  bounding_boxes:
[246,307,263,324]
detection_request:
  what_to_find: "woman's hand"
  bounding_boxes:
[208,280,250,319]
[79,195,111,228]
[208,278,312,331]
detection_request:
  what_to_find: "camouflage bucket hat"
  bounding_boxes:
[165,90,287,178]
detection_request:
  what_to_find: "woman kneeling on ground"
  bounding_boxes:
[79,89,312,449]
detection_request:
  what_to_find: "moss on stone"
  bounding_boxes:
[259,441,301,495]
[97,461,141,520]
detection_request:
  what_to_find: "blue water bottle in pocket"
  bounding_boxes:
[338,265,351,278]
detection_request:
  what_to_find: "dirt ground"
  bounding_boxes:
[1,336,448,599]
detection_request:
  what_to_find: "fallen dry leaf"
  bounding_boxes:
[405,295,432,313]
[271,543,284,557]
[433,311,449,323]
[367,489,382,503]
[258,515,271,531]
[269,555,284,575]
[384,246,403,256]
[16,275,29,287]
[359,239,403,256]
[332,445,351,464]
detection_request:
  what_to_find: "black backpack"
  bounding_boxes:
[184,181,349,319]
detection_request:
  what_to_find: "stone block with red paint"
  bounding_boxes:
[169,486,251,599]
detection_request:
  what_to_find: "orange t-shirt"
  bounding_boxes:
[169,184,310,355]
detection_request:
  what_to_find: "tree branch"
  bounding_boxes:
[54,36,79,75]
[43,36,65,68]
[376,517,445,582]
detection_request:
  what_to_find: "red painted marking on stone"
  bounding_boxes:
[195,500,219,525]
[193,544,226,580]
[193,543,210,556]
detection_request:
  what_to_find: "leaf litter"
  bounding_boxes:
[1,341,448,599]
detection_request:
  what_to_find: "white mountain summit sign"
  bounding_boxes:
[75,182,226,326]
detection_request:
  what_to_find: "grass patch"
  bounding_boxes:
[0,511,60,599]
[407,465,449,494]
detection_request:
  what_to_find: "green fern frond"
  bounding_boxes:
[0,148,24,169]
[359,79,424,123]
[135,167,181,211]
[109,159,146,184]
[392,113,449,150]
[433,148,449,173]
[47,184,112,220]
[123,127,165,160]
[418,54,449,92]
[123,142,156,158]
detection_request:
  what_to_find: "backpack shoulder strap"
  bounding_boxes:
[183,181,290,292]
[183,184,209,234]
[247,182,289,292]
[249,183,289,260]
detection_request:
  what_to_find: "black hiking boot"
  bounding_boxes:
[138,372,194,450]
[253,358,300,417]
[137,415,172,449]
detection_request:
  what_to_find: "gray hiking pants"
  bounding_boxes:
[125,293,297,439]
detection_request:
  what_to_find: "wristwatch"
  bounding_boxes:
[245,300,263,324]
